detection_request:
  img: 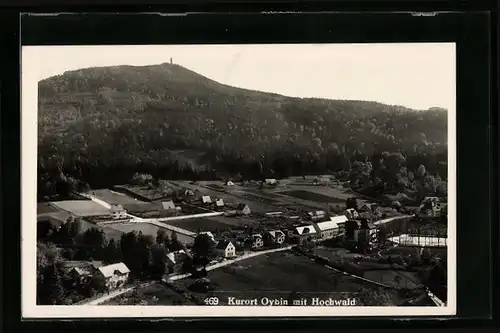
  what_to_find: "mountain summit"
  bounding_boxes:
[37,63,447,187]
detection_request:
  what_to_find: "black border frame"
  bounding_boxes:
[1,5,496,331]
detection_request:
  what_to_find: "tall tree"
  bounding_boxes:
[169,231,183,251]
[41,262,64,305]
[191,234,215,267]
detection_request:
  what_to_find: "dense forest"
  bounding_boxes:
[38,63,448,201]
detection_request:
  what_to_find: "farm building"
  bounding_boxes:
[184,190,195,196]
[344,208,359,220]
[215,199,225,208]
[225,180,235,186]
[389,234,447,248]
[251,234,264,249]
[237,204,252,215]
[110,204,127,219]
[265,230,286,245]
[315,215,348,241]
[215,240,236,258]
[93,262,130,291]
[201,196,212,204]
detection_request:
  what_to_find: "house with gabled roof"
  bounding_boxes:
[265,230,286,245]
[225,180,235,186]
[92,262,130,291]
[201,196,212,204]
[110,204,127,219]
[215,240,236,258]
[315,215,348,240]
[250,233,264,249]
[237,204,251,215]
[291,225,317,244]
[215,199,225,209]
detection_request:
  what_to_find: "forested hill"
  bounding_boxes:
[38,63,447,194]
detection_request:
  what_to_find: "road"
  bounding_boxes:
[80,246,294,305]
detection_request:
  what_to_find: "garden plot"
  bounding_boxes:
[50,200,110,217]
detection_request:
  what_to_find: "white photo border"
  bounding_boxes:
[21,43,457,318]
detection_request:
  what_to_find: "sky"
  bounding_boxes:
[23,43,455,110]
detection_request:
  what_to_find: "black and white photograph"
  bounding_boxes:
[22,43,456,317]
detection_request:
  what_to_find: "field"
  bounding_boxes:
[168,218,235,233]
[79,219,124,241]
[104,283,194,305]
[50,200,110,217]
[279,190,345,204]
[363,270,422,289]
[89,189,145,205]
[178,251,402,306]
[312,247,425,290]
[381,246,447,259]
[106,222,195,244]
[37,202,61,214]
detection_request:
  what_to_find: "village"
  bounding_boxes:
[37,175,448,307]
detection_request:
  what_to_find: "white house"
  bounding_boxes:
[215,199,225,208]
[201,196,212,204]
[215,240,236,258]
[225,180,235,186]
[110,204,127,219]
[292,225,317,244]
[93,262,130,291]
[315,215,348,240]
[237,204,251,215]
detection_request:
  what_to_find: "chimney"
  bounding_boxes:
[170,57,173,64]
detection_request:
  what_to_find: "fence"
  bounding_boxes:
[388,234,447,248]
